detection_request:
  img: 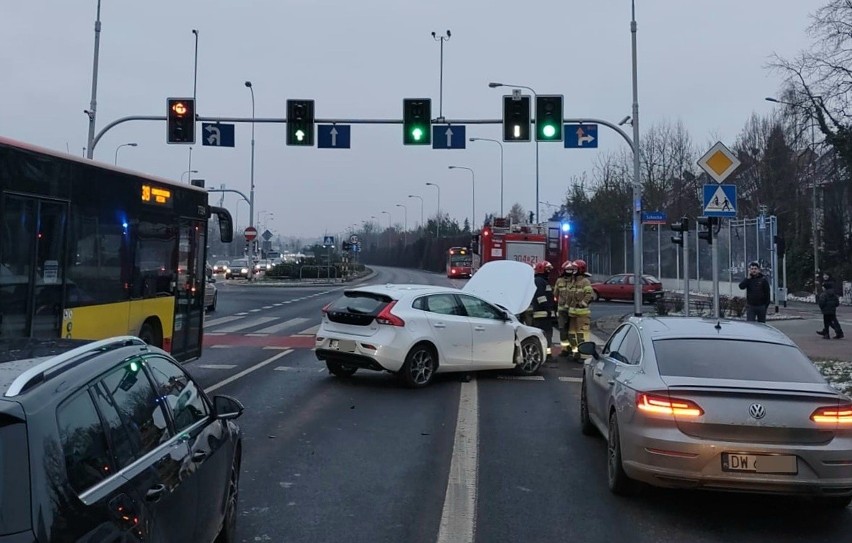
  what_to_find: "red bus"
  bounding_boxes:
[446,247,473,278]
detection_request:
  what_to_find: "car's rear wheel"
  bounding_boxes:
[326,360,358,378]
[208,292,217,312]
[580,377,596,436]
[608,411,639,495]
[515,338,543,375]
[594,290,601,302]
[399,344,436,388]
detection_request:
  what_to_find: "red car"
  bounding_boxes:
[591,274,664,304]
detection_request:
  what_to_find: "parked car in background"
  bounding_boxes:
[0,336,245,541]
[315,260,547,388]
[205,277,218,312]
[591,273,664,304]
[579,316,852,508]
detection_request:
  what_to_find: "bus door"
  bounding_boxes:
[170,219,206,361]
[0,194,69,339]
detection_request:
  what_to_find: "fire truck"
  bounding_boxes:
[473,218,572,282]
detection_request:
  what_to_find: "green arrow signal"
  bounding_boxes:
[412,127,424,141]
[295,129,305,142]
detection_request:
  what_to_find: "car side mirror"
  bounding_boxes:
[214,395,244,420]
[578,341,599,359]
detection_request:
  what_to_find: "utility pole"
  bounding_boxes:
[431,30,451,121]
[85,0,103,159]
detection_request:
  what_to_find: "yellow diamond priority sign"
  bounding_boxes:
[698,141,741,183]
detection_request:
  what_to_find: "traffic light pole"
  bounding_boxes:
[682,233,690,317]
[712,225,720,318]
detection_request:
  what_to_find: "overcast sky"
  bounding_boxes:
[1,0,821,239]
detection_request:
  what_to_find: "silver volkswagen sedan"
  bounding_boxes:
[579,317,852,508]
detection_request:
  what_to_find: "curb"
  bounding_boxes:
[221,268,376,288]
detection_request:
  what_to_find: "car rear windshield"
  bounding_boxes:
[652,339,826,383]
[0,418,31,535]
[328,291,392,316]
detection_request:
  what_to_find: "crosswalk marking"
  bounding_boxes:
[210,345,233,349]
[212,316,278,333]
[298,324,320,335]
[204,315,244,327]
[253,317,310,335]
[558,376,583,383]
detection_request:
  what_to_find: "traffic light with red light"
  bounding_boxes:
[167,98,196,144]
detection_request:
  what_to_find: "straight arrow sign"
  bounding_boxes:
[317,124,351,149]
[432,124,466,149]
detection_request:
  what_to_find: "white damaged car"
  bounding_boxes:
[315,260,547,387]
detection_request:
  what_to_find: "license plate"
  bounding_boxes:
[328,339,356,352]
[721,453,798,474]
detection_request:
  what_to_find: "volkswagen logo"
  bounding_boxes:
[749,403,766,420]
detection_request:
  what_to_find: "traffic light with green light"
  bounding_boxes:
[536,95,563,142]
[166,97,196,144]
[403,99,432,145]
[502,95,531,142]
[286,99,315,146]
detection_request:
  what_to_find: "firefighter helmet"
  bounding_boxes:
[534,261,553,274]
[562,260,577,273]
[573,259,588,275]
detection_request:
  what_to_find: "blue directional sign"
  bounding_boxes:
[564,124,598,148]
[202,123,235,147]
[318,124,351,149]
[703,184,737,218]
[432,125,466,149]
[323,235,335,246]
[641,211,668,224]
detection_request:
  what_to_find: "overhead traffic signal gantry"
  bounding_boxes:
[535,95,563,142]
[502,95,531,142]
[166,98,196,144]
[286,99,315,146]
[403,98,432,145]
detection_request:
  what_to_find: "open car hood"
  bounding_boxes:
[462,260,536,315]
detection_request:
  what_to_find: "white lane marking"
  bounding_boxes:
[437,378,478,543]
[497,375,545,381]
[207,350,293,393]
[250,309,262,313]
[213,316,278,333]
[274,303,283,306]
[558,377,583,383]
[210,344,232,348]
[298,324,320,335]
[235,312,249,316]
[198,364,237,369]
[253,317,310,335]
[245,333,268,337]
[263,346,290,350]
[283,301,292,304]
[204,315,244,327]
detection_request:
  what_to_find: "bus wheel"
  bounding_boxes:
[139,321,162,348]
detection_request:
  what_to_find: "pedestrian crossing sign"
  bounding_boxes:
[703,184,737,217]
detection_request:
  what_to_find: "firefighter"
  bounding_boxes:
[554,260,576,357]
[531,261,556,358]
[566,259,594,360]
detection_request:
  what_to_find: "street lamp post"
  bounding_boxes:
[766,96,820,294]
[426,182,441,238]
[488,82,538,223]
[189,29,199,176]
[448,166,475,231]
[180,169,198,183]
[381,210,392,249]
[396,204,408,246]
[85,0,102,159]
[629,0,643,315]
[408,195,424,229]
[114,142,137,165]
[470,137,504,216]
[245,81,256,280]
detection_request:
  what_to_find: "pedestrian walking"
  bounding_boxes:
[738,261,771,322]
[817,279,845,339]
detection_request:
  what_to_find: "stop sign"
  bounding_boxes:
[244,226,258,241]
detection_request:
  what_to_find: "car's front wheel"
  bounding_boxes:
[399,344,437,388]
[515,338,544,375]
[326,360,358,378]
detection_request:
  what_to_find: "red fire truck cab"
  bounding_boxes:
[473,218,571,282]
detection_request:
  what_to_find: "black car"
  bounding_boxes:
[0,336,244,542]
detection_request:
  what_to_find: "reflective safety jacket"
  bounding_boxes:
[558,276,594,316]
[531,274,556,319]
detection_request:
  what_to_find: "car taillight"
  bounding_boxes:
[637,392,703,418]
[375,300,405,326]
[810,405,852,424]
